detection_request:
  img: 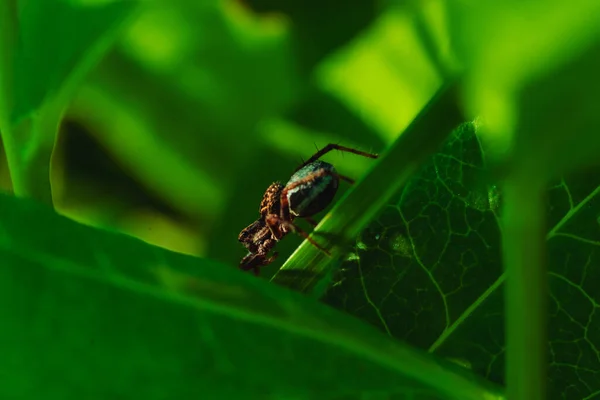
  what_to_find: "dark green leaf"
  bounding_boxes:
[322,123,600,399]
[0,193,503,399]
[447,0,600,182]
[12,0,137,123]
[0,0,137,201]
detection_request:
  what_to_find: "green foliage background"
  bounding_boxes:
[0,0,599,399]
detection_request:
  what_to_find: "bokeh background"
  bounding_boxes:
[1,0,600,398]
[1,0,445,277]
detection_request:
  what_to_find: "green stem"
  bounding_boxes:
[2,105,60,205]
[502,176,547,400]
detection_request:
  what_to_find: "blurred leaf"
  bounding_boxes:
[447,0,600,181]
[322,123,600,399]
[445,3,600,398]
[0,1,16,129]
[58,1,304,235]
[447,0,600,79]
[120,1,300,139]
[316,8,442,142]
[0,193,503,400]
[283,85,384,150]
[0,0,138,201]
[12,0,137,123]
[243,0,379,73]
[507,42,600,181]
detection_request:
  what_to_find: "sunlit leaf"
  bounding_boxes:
[447,0,600,181]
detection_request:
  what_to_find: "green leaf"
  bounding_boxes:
[447,0,600,182]
[0,1,17,128]
[12,0,137,123]
[0,193,504,399]
[58,1,304,227]
[322,123,600,399]
[444,4,600,398]
[0,0,138,202]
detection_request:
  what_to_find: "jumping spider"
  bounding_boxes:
[238,144,378,275]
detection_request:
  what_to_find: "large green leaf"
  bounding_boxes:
[58,0,304,234]
[0,193,504,399]
[11,0,137,123]
[444,0,600,183]
[0,0,138,202]
[450,3,600,398]
[322,123,600,399]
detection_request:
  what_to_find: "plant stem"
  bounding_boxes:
[502,175,547,400]
[0,1,53,204]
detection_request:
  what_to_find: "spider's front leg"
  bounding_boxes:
[240,251,279,275]
[266,212,331,255]
[294,143,378,172]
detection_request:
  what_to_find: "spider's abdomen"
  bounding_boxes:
[285,160,338,217]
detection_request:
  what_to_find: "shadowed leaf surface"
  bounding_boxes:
[11,0,137,123]
[322,123,600,399]
[0,193,503,399]
[0,0,138,202]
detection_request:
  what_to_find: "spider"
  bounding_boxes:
[238,144,379,275]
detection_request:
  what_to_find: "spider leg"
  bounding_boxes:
[304,217,318,227]
[240,250,279,276]
[338,174,354,184]
[290,222,331,255]
[266,223,282,241]
[294,143,378,172]
[253,252,279,276]
[266,213,331,256]
[284,219,331,256]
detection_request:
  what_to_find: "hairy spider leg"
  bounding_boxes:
[338,175,355,184]
[265,213,331,256]
[293,143,378,173]
[252,252,279,275]
[240,251,279,275]
[304,217,319,227]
